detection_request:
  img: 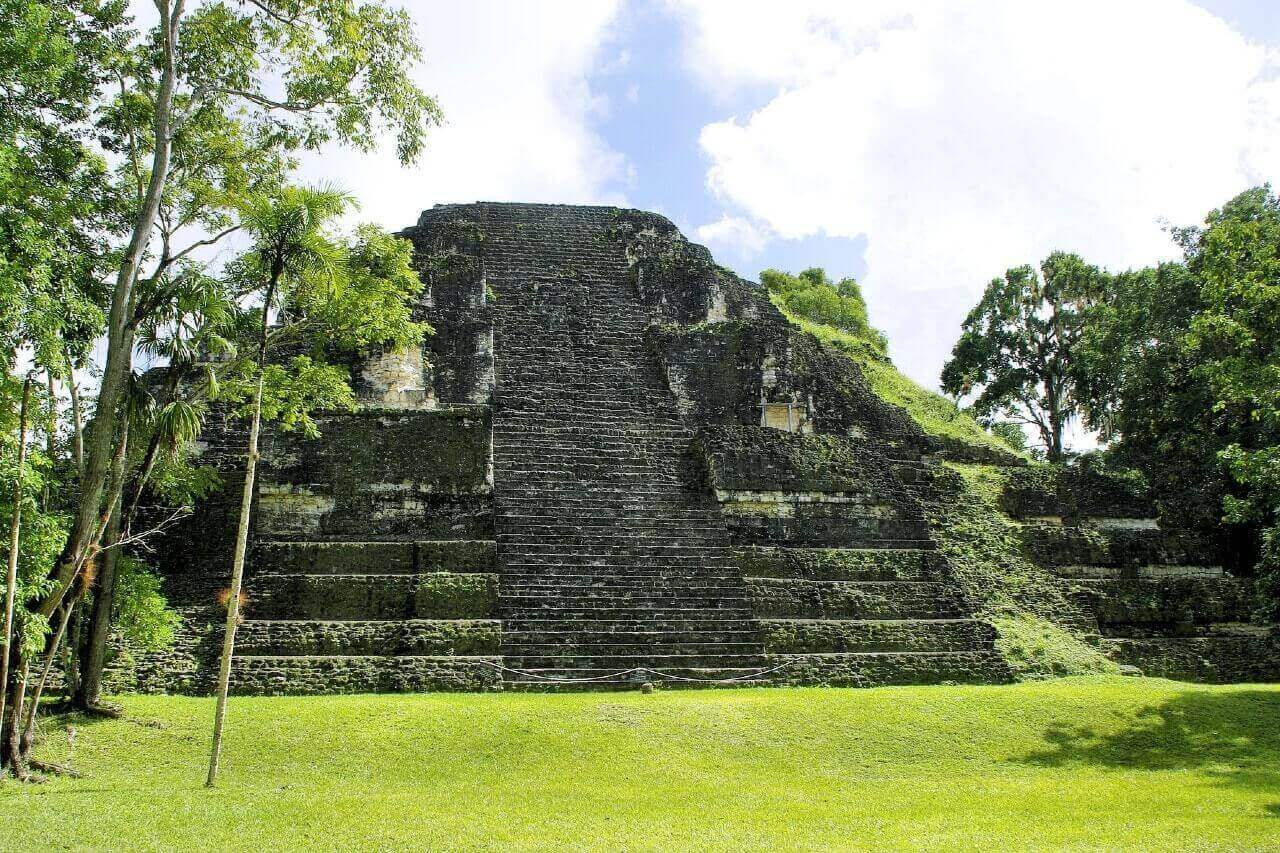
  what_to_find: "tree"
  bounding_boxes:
[1075,186,1280,609]
[941,252,1106,462]
[75,267,235,710]
[762,267,888,359]
[205,186,426,786]
[3,0,441,774]
[46,0,441,631]
[1177,188,1280,610]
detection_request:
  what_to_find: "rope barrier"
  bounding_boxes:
[475,658,793,685]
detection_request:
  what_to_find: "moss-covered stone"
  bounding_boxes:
[734,546,944,581]
[247,572,498,620]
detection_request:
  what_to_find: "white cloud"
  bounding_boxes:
[671,1,1280,388]
[695,215,771,255]
[298,1,628,230]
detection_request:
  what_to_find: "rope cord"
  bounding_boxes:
[475,658,793,685]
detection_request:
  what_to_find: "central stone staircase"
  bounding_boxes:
[484,205,769,686]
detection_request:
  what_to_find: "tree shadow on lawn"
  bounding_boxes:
[1016,686,1280,809]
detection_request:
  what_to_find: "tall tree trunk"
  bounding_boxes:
[206,277,277,788]
[41,0,185,620]
[43,369,55,510]
[66,349,84,476]
[76,486,125,709]
[18,414,131,759]
[3,659,30,777]
[0,376,33,740]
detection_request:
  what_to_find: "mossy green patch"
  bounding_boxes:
[929,462,1118,678]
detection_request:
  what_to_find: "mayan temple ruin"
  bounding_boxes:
[122,203,1280,693]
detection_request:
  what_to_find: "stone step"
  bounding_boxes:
[505,628,760,646]
[251,540,496,575]
[501,575,744,590]
[500,609,756,623]
[497,518,727,532]
[761,618,996,653]
[503,652,768,670]
[503,640,762,656]
[499,543,730,556]
[501,617,759,632]
[500,597,752,613]
[1073,577,1255,628]
[1100,634,1280,683]
[769,651,1015,687]
[501,536,728,548]
[236,618,502,656]
[747,578,966,620]
[499,664,775,691]
[229,655,502,695]
[1056,564,1225,580]
[246,572,498,620]
[734,546,944,581]
[501,558,740,571]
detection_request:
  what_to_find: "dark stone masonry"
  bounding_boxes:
[111,203,1279,694]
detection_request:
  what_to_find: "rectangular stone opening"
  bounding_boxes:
[761,402,806,433]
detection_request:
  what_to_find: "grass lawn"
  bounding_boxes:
[3,676,1278,850]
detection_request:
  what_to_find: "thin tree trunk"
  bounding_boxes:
[43,370,55,510]
[41,0,185,620]
[123,369,181,527]
[206,277,277,788]
[4,659,30,777]
[66,350,84,476]
[19,415,131,757]
[76,492,125,709]
[0,376,33,739]
[21,600,74,751]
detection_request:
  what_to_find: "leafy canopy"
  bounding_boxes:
[941,252,1107,461]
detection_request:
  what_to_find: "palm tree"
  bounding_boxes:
[206,186,354,786]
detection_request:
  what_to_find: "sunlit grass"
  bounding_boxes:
[3,677,1278,850]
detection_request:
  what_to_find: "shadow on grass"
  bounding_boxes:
[1018,687,1280,807]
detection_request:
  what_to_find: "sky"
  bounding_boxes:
[296,0,1280,412]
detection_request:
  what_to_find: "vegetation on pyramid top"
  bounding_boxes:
[761,267,1020,457]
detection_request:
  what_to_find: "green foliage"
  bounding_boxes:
[988,421,1028,453]
[929,462,1117,678]
[991,613,1115,680]
[761,267,887,359]
[1079,187,1280,611]
[12,682,1280,848]
[942,252,1107,461]
[217,185,426,438]
[110,555,179,652]
[0,434,67,655]
[295,222,430,352]
[256,356,357,438]
[145,450,221,508]
[0,0,122,375]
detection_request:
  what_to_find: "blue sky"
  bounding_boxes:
[591,0,873,283]
[306,0,1280,417]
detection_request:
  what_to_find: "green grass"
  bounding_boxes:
[4,678,1279,850]
[771,300,1016,454]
